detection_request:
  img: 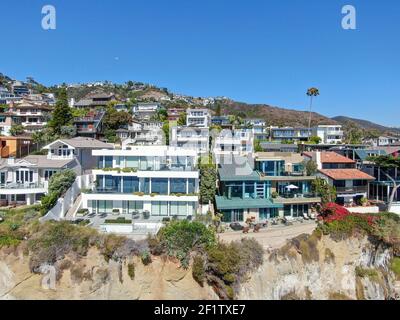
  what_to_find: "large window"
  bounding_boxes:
[123,177,140,193]
[142,178,150,194]
[188,179,196,194]
[170,201,187,216]
[259,208,279,220]
[96,200,113,214]
[151,178,168,195]
[104,156,113,168]
[151,201,168,216]
[126,156,139,169]
[122,201,143,213]
[170,178,187,194]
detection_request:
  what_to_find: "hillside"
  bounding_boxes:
[216,100,337,127]
[333,116,400,136]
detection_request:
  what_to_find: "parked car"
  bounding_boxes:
[230,222,244,231]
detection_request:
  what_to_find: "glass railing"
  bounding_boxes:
[0,182,46,190]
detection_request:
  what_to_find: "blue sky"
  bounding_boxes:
[1,0,399,126]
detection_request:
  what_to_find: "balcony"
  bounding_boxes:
[0,182,47,195]
[272,193,321,204]
[335,186,368,194]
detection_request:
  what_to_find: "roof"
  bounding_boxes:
[255,152,304,164]
[304,151,355,164]
[373,146,400,155]
[59,137,113,149]
[354,149,387,161]
[215,196,283,210]
[319,169,375,181]
[218,158,260,181]
[22,155,75,169]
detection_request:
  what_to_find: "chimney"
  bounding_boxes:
[315,152,322,170]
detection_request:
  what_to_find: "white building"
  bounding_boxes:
[170,126,209,155]
[132,103,162,120]
[81,146,200,219]
[0,137,112,207]
[213,129,254,165]
[186,108,211,128]
[313,125,344,144]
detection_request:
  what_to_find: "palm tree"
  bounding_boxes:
[306,87,320,133]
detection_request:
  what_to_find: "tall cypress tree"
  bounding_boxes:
[50,88,72,135]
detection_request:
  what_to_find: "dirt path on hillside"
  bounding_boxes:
[218,222,317,251]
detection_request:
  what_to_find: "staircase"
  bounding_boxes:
[65,194,82,220]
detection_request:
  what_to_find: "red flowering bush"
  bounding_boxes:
[318,203,351,223]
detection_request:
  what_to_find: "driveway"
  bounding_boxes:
[217,221,317,251]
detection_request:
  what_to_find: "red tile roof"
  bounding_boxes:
[319,169,375,180]
[303,151,355,164]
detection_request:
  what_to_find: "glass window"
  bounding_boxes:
[152,201,168,216]
[188,179,196,194]
[170,178,187,194]
[151,178,168,195]
[104,156,113,168]
[126,156,139,169]
[123,177,140,193]
[142,178,150,194]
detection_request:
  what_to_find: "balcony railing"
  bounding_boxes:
[0,182,46,190]
[335,186,368,194]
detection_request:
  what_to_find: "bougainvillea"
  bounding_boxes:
[319,202,378,225]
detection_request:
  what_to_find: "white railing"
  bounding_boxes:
[40,175,93,222]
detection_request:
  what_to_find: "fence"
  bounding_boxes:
[40,175,93,222]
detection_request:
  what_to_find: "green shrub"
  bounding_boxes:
[355,266,379,281]
[390,257,400,280]
[40,192,59,216]
[192,256,206,285]
[141,250,152,265]
[127,262,135,280]
[158,220,216,267]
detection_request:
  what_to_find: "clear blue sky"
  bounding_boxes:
[1,0,399,126]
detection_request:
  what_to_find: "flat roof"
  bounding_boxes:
[215,196,283,210]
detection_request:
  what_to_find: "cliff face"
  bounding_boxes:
[0,248,217,300]
[0,235,399,300]
[240,235,399,300]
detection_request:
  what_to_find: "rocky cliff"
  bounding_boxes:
[1,234,399,300]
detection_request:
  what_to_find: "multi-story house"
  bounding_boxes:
[132,103,162,120]
[74,93,116,109]
[211,116,232,129]
[364,136,400,147]
[73,111,105,140]
[167,108,186,121]
[212,129,254,165]
[244,119,269,141]
[11,81,30,96]
[170,126,209,155]
[303,151,375,206]
[0,137,112,207]
[255,152,321,219]
[10,101,52,133]
[117,121,164,146]
[215,154,321,223]
[0,86,18,104]
[270,127,312,143]
[313,125,344,144]
[81,146,200,218]
[186,108,211,128]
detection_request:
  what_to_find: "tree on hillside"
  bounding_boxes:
[309,135,322,145]
[306,87,320,132]
[303,160,318,176]
[343,121,364,144]
[9,124,25,136]
[49,88,73,135]
[199,163,217,205]
[254,139,263,152]
[366,155,400,212]
[103,107,132,131]
[162,121,170,145]
[312,177,336,204]
[215,102,222,117]
[177,112,187,126]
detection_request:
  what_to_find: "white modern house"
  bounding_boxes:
[170,126,210,155]
[212,129,254,165]
[81,145,200,219]
[186,108,211,128]
[313,125,344,145]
